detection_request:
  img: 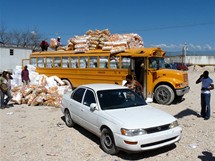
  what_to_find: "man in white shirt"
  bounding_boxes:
[196,71,214,120]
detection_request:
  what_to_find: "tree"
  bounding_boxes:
[12,29,22,47]
[0,23,44,50]
[29,28,43,50]
[0,24,11,45]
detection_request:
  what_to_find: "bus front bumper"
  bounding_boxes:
[176,86,190,96]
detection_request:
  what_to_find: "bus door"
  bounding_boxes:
[133,57,147,99]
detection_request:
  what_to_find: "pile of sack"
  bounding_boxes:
[11,84,69,107]
[50,29,144,53]
[69,35,91,53]
[67,29,111,53]
[10,65,70,108]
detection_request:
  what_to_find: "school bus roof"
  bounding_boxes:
[30,47,165,57]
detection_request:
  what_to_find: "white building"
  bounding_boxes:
[165,55,215,65]
[0,46,32,73]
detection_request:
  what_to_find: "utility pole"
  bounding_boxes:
[182,43,188,64]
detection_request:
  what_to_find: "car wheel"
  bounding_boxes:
[64,109,75,127]
[100,128,118,155]
[154,85,175,105]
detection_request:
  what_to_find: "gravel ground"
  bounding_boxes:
[0,70,215,161]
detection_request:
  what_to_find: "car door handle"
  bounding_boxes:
[81,109,84,111]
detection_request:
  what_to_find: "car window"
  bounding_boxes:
[98,89,146,110]
[83,89,96,107]
[72,88,85,103]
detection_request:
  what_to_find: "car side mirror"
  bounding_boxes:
[90,103,97,111]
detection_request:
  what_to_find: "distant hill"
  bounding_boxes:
[166,50,215,56]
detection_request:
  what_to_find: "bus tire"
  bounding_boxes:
[154,85,175,105]
[62,79,73,89]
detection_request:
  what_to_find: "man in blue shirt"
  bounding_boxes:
[196,71,214,120]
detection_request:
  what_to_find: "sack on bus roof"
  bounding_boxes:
[50,38,57,48]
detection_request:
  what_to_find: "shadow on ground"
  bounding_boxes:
[198,151,215,161]
[174,108,200,119]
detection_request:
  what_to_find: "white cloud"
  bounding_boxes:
[203,44,213,50]
[150,43,215,51]
[150,44,178,49]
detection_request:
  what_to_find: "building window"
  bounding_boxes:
[10,49,14,55]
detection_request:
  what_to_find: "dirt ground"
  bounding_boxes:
[0,69,215,161]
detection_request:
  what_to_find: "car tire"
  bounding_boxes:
[64,109,75,127]
[100,128,118,155]
[154,85,175,105]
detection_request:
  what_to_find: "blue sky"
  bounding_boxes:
[0,0,214,52]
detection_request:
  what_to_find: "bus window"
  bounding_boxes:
[80,57,88,68]
[54,57,61,67]
[38,58,45,68]
[89,57,97,68]
[71,57,78,68]
[110,56,119,69]
[121,57,131,69]
[30,58,37,67]
[46,57,53,68]
[62,57,69,68]
[99,56,108,68]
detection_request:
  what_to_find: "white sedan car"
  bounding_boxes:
[61,84,182,154]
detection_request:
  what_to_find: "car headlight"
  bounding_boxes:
[169,120,179,129]
[121,128,147,136]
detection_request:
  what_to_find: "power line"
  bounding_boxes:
[42,21,215,36]
[114,21,215,33]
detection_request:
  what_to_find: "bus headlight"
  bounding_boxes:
[121,128,147,136]
[175,83,183,88]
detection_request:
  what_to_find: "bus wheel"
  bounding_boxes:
[154,85,175,105]
[62,79,72,89]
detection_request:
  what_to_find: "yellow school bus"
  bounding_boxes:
[23,47,190,105]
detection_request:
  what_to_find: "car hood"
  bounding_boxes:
[104,105,176,129]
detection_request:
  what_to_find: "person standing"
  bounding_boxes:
[196,70,214,120]
[21,65,30,85]
[40,40,49,51]
[56,36,61,49]
[124,74,143,98]
[0,71,12,108]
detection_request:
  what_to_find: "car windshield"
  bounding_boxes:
[97,89,146,110]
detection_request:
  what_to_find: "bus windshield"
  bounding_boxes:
[149,57,165,69]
